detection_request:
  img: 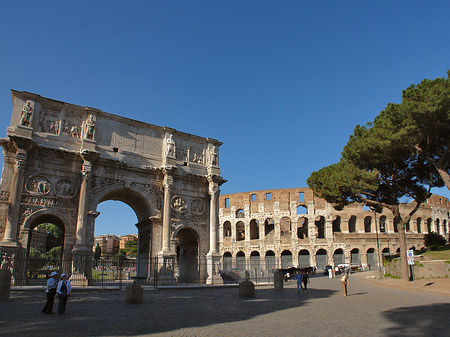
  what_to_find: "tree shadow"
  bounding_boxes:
[2,286,337,336]
[382,303,450,337]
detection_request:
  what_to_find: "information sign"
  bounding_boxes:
[407,249,415,265]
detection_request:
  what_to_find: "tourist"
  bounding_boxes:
[302,270,309,292]
[296,272,304,292]
[328,268,333,279]
[340,270,349,296]
[56,273,72,315]
[42,271,59,314]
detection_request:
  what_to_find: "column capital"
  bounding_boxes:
[10,135,35,154]
[80,149,99,163]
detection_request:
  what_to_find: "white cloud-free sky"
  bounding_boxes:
[1,1,449,235]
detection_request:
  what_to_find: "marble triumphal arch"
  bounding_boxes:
[0,90,225,284]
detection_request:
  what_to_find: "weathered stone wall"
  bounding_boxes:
[219,188,450,270]
[0,90,225,284]
[386,258,450,279]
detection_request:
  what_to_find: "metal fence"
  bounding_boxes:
[1,249,286,288]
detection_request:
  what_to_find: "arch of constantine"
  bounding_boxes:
[219,188,450,274]
[0,90,225,284]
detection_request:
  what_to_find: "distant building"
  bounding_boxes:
[94,235,120,255]
[31,228,48,252]
[119,234,138,250]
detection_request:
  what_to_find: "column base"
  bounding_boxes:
[0,239,19,248]
[206,253,223,285]
[157,253,176,285]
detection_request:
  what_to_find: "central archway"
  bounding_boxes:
[175,227,199,283]
[23,212,67,286]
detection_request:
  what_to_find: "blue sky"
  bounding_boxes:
[1,1,450,236]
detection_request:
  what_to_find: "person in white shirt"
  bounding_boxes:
[42,271,59,314]
[56,273,72,315]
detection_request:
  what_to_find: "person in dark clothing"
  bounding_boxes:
[42,271,59,314]
[302,270,309,292]
[56,273,71,315]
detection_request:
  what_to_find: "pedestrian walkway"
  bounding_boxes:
[356,270,450,297]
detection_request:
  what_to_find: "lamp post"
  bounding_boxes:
[372,208,383,279]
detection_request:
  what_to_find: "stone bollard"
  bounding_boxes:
[274,270,284,291]
[239,280,255,298]
[125,283,143,304]
[0,269,11,301]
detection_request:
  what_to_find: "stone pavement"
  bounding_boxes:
[1,272,450,337]
[360,270,450,297]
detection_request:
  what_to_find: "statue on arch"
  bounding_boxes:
[165,134,176,158]
[20,100,33,127]
[84,115,96,140]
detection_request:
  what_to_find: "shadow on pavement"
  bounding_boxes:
[1,286,337,336]
[382,303,450,337]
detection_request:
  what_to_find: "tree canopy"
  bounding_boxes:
[400,71,450,190]
[307,75,446,280]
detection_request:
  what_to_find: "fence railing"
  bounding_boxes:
[1,249,286,288]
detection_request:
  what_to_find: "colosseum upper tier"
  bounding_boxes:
[218,188,450,270]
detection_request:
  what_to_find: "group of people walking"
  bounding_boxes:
[295,268,350,296]
[41,271,72,315]
[296,270,309,292]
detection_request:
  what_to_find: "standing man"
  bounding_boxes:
[302,270,309,292]
[340,270,349,296]
[296,272,304,292]
[42,271,59,314]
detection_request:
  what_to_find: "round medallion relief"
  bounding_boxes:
[25,176,51,195]
[171,196,187,212]
[54,179,77,199]
[191,198,206,215]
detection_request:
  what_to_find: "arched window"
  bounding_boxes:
[265,218,275,237]
[297,217,308,239]
[427,218,432,233]
[250,219,259,240]
[223,221,231,237]
[379,216,386,233]
[280,217,291,236]
[348,216,356,233]
[436,219,441,234]
[315,216,325,238]
[332,216,341,233]
[364,216,372,233]
[281,250,293,268]
[296,205,307,215]
[236,221,245,241]
[236,209,244,218]
[298,249,310,268]
[350,248,361,264]
[416,218,422,233]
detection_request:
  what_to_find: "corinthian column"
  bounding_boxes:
[73,151,97,251]
[208,180,219,254]
[1,152,27,246]
[206,175,221,284]
[160,173,173,254]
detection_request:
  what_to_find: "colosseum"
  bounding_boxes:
[218,188,450,278]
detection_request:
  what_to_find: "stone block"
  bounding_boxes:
[274,270,284,291]
[239,280,255,298]
[0,269,11,301]
[125,284,143,304]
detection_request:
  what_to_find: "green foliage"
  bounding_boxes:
[37,223,63,252]
[94,243,102,260]
[307,73,448,281]
[424,232,447,250]
[399,72,450,190]
[47,246,62,259]
[124,240,137,257]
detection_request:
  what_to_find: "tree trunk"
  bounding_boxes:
[393,208,409,281]
[435,166,450,192]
